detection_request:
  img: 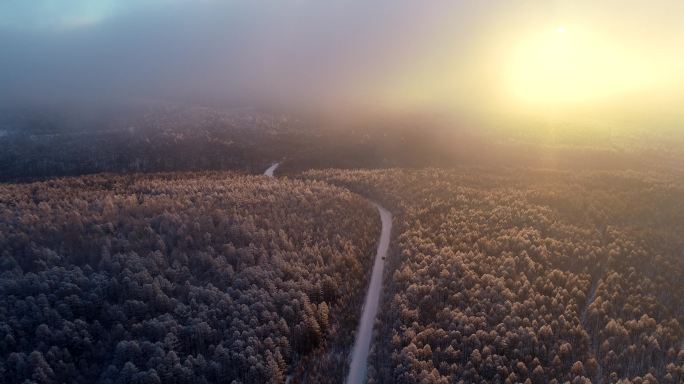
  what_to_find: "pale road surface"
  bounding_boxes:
[264,162,280,177]
[581,279,603,384]
[346,203,392,384]
[262,162,392,384]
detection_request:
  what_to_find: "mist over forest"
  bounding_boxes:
[1,1,683,384]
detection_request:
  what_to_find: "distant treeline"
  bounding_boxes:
[1,106,659,183]
[0,108,299,181]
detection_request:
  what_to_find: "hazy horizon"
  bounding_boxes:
[2,1,684,137]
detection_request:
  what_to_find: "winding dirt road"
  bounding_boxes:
[263,162,391,384]
[346,203,392,384]
[264,162,280,177]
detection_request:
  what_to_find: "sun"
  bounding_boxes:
[502,25,651,108]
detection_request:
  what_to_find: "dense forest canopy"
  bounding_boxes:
[1,148,682,383]
[304,168,684,384]
[1,143,682,384]
[0,173,380,383]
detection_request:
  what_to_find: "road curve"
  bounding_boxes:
[264,162,280,177]
[346,203,392,384]
[262,162,391,384]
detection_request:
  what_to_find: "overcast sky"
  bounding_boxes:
[0,0,447,109]
[1,0,683,124]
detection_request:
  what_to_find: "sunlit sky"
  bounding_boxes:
[1,0,683,134]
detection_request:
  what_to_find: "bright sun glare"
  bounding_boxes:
[504,25,651,109]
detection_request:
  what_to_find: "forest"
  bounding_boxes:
[0,107,301,181]
[0,172,380,383]
[1,106,659,184]
[1,157,682,384]
[304,168,684,384]
[2,109,684,384]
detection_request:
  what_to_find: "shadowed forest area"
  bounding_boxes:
[305,168,684,384]
[0,173,380,383]
[4,107,677,184]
